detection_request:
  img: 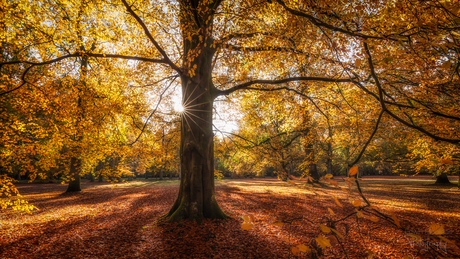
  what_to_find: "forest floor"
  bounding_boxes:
[1,176,459,259]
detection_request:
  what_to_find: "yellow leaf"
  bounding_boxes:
[331,228,344,239]
[242,215,250,222]
[327,208,335,216]
[327,179,338,185]
[349,166,358,176]
[241,222,253,230]
[273,221,284,227]
[291,246,300,255]
[320,224,331,233]
[352,199,362,207]
[325,174,333,179]
[356,210,364,218]
[315,236,331,249]
[332,196,343,207]
[428,223,444,235]
[297,244,310,253]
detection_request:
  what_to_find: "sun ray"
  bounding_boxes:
[183,112,208,134]
[182,113,198,142]
[183,90,207,109]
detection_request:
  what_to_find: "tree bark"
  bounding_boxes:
[167,73,228,222]
[435,173,450,184]
[66,156,82,192]
[166,53,227,221]
[326,125,333,176]
[165,0,229,222]
[88,173,95,182]
[305,140,320,181]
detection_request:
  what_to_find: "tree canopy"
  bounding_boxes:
[1,0,459,219]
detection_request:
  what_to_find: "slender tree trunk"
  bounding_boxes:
[160,169,163,180]
[89,173,95,182]
[305,141,320,181]
[66,156,82,192]
[326,125,333,176]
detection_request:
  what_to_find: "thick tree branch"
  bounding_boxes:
[215,76,355,97]
[0,53,167,96]
[221,44,301,53]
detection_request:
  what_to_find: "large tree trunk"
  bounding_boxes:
[166,0,228,222]
[66,156,82,192]
[435,173,450,184]
[167,73,227,222]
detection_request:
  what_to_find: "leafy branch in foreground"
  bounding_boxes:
[241,166,460,258]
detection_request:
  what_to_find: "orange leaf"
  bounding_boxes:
[327,208,335,216]
[320,224,331,233]
[331,228,344,239]
[291,246,300,255]
[315,236,331,249]
[428,223,444,235]
[297,244,310,253]
[241,222,253,230]
[332,195,343,207]
[352,199,362,207]
[349,166,358,176]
